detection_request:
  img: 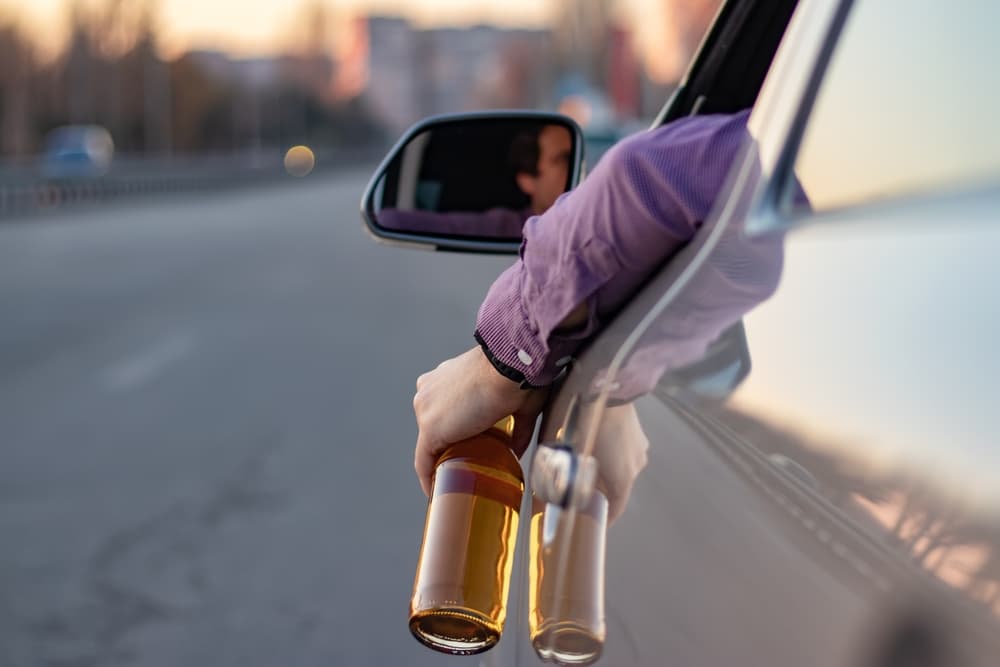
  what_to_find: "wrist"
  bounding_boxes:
[474,330,541,389]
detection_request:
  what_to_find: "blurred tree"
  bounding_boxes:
[168,54,234,152]
[62,1,99,127]
[56,0,164,152]
[0,20,35,156]
[2,0,384,159]
[281,0,337,102]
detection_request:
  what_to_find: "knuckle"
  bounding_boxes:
[412,394,427,420]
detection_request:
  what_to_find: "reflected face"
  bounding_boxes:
[518,125,573,214]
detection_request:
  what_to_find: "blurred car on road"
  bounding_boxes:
[39,125,114,180]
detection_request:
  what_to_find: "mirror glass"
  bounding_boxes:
[371,119,577,241]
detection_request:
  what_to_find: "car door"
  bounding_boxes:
[520,1,1000,666]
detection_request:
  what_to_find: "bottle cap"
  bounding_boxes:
[492,416,515,438]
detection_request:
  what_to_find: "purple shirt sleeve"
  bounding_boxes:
[602,224,785,403]
[475,110,751,387]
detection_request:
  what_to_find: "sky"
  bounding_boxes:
[0,0,681,75]
[1,0,557,57]
[0,0,698,88]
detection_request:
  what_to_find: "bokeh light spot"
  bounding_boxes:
[284,145,316,177]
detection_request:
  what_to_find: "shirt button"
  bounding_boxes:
[517,349,534,365]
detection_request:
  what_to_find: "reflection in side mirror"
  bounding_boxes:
[361,112,584,254]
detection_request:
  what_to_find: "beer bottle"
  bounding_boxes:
[529,492,608,665]
[409,416,524,655]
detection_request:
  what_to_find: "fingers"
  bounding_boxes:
[414,431,436,497]
[413,379,438,497]
[606,480,634,524]
[412,377,427,421]
[410,346,536,496]
[594,403,649,524]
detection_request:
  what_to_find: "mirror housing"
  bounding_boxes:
[656,322,753,401]
[360,111,584,254]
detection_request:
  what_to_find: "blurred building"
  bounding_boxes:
[607,24,641,120]
[552,0,615,91]
[553,0,724,125]
[657,0,723,82]
[549,0,652,126]
[360,17,421,135]
[358,16,553,135]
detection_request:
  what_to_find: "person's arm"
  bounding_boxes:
[476,109,751,387]
[412,111,750,494]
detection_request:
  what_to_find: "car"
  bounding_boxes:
[39,125,114,180]
[362,0,1000,665]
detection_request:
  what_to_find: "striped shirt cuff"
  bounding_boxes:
[475,264,594,387]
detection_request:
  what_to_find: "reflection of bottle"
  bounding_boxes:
[529,493,608,665]
[409,416,524,655]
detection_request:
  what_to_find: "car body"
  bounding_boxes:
[366,0,1000,664]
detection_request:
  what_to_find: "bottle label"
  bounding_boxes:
[434,466,523,510]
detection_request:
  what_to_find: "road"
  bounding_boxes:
[0,172,512,666]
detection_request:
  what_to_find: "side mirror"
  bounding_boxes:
[360,111,584,254]
[656,322,753,400]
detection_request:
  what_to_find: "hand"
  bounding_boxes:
[592,403,649,522]
[413,346,548,496]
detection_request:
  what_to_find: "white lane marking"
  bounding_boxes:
[101,331,197,391]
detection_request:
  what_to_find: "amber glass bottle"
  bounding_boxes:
[409,416,524,655]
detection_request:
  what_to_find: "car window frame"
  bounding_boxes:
[768,0,1000,226]
[748,0,856,233]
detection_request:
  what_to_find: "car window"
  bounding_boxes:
[785,0,1000,214]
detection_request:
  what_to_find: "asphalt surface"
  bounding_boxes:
[0,172,512,666]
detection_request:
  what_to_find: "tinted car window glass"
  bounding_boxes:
[787,0,1000,213]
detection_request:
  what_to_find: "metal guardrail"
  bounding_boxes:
[0,148,382,220]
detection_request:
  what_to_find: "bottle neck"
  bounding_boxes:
[436,428,523,484]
